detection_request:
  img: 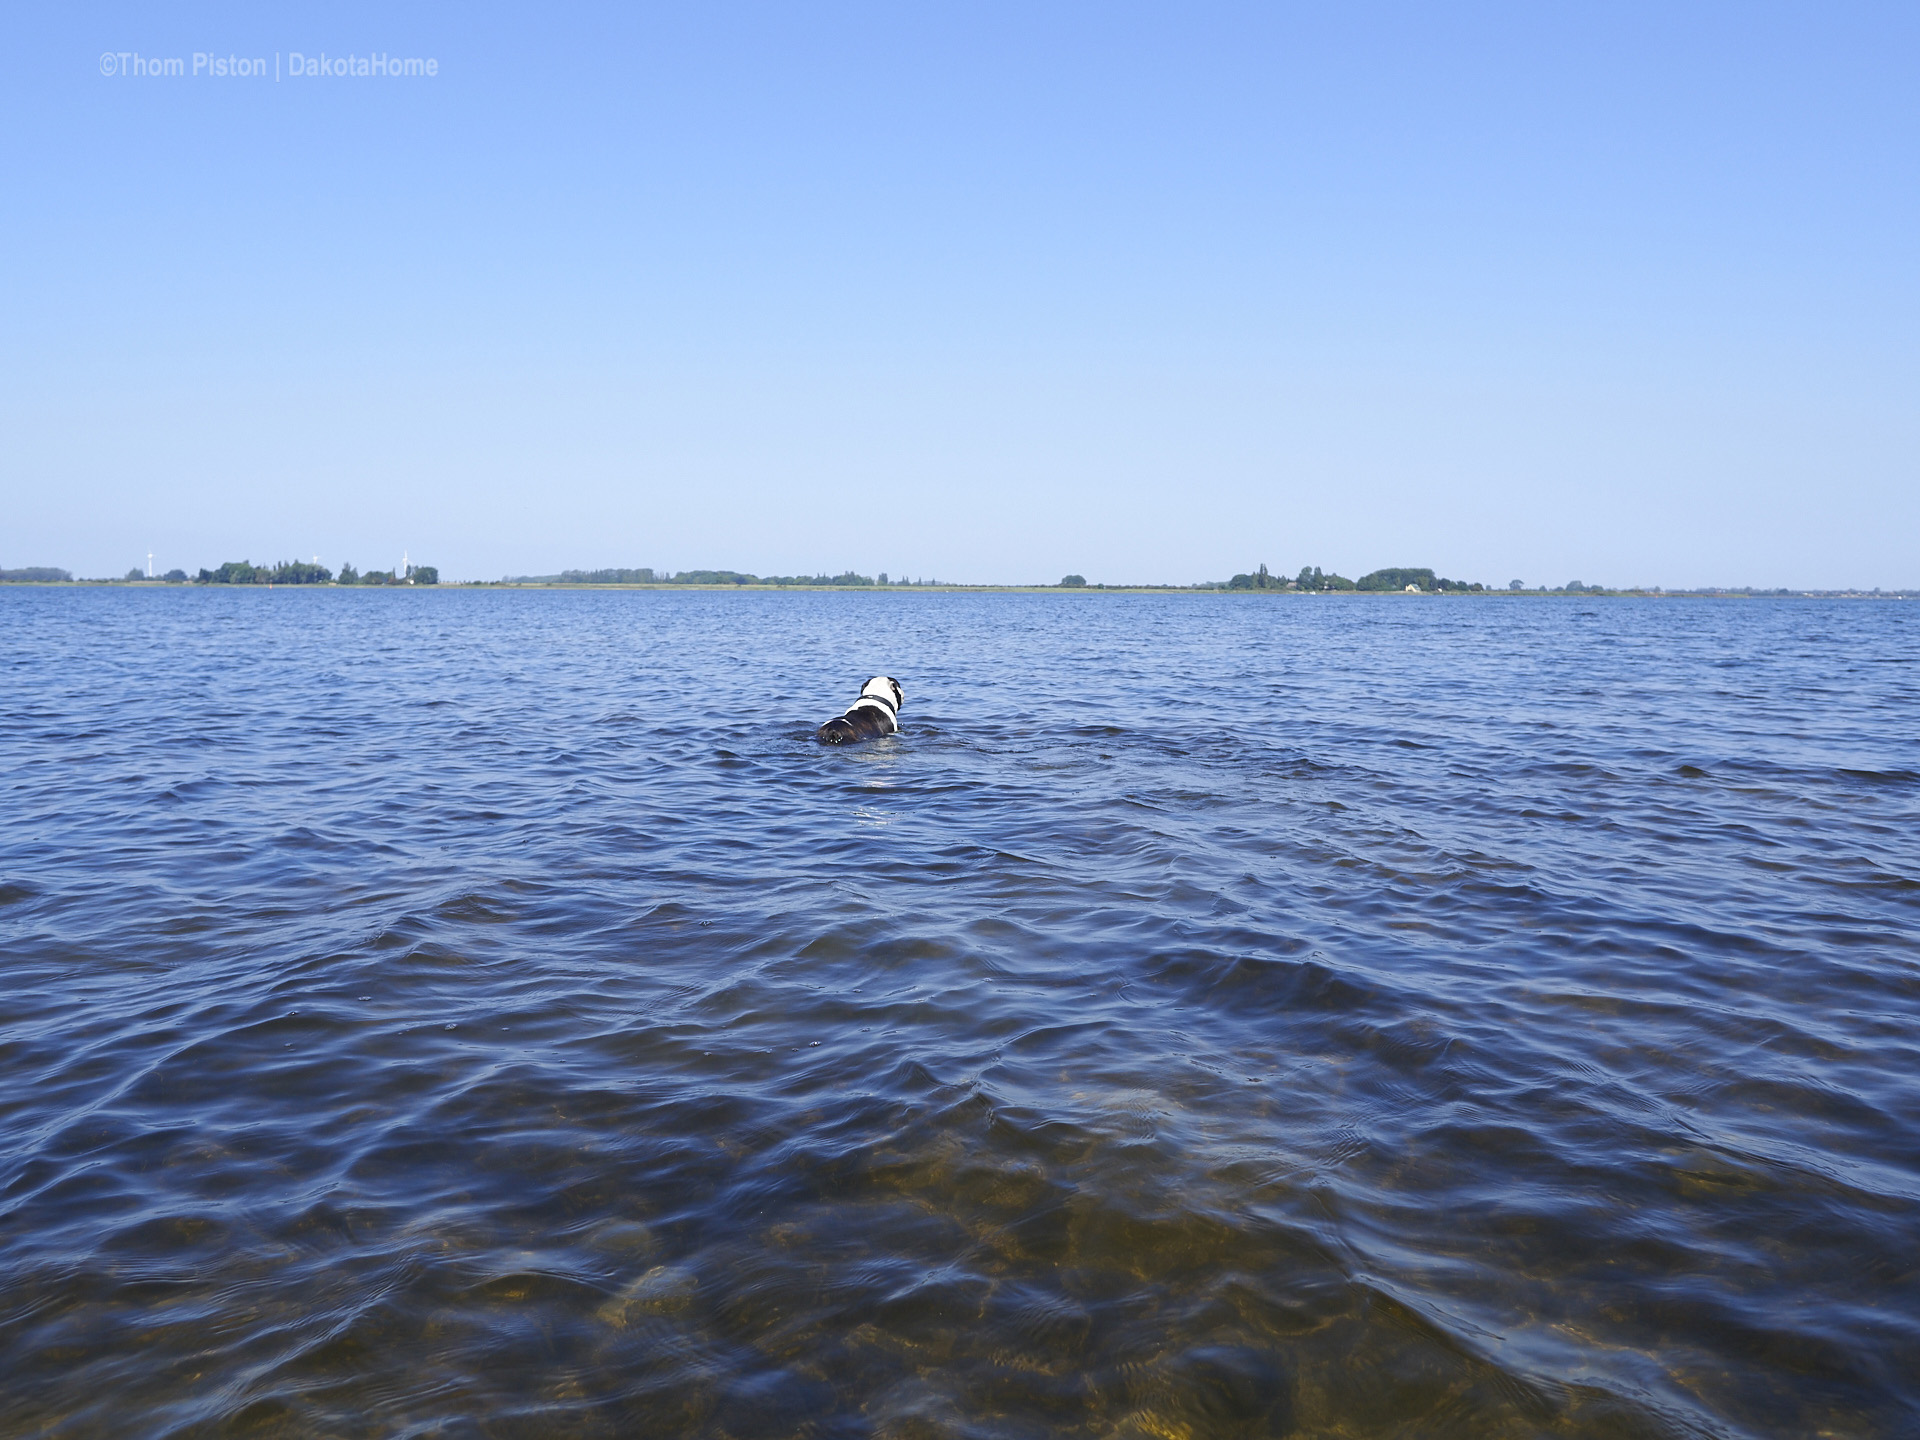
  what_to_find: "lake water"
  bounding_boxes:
[2,587,1916,1439]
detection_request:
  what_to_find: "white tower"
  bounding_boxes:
[146,551,154,578]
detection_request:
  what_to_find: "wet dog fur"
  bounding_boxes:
[817,676,903,745]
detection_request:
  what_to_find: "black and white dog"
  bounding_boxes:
[816,676,904,745]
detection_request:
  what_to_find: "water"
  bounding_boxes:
[2,588,1916,1439]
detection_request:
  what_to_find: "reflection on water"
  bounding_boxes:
[2,588,1916,1437]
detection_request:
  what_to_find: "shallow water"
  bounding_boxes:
[2,587,1917,1439]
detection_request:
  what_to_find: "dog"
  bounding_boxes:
[817,676,904,744]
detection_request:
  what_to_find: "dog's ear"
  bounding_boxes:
[888,678,903,707]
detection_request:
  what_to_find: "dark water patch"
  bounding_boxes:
[1839,767,1920,785]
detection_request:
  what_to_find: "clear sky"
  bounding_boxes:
[4,2,1915,586]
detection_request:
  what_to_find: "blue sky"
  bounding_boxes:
[4,2,1915,585]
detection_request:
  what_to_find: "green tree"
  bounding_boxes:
[267,560,332,584]
[1357,567,1437,592]
[1293,565,1355,592]
[558,568,654,584]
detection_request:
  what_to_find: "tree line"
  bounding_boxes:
[502,569,946,587]
[1212,565,1486,593]
[192,560,439,585]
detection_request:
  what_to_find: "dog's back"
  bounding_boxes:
[817,676,904,745]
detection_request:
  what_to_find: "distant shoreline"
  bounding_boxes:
[5,580,1914,599]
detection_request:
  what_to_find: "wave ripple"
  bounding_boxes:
[2,588,1917,1438]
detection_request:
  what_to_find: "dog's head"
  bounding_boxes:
[861,676,904,710]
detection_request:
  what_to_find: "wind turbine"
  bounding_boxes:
[146,551,153,578]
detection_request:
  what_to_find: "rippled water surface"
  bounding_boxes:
[3,588,1917,1439]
